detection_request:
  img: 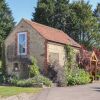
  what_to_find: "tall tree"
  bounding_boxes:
[32,0,55,26]
[94,3,100,18]
[70,0,98,49]
[32,0,70,29]
[52,0,70,31]
[93,3,100,48]
[0,0,15,58]
[32,0,98,49]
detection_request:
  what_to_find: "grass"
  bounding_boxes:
[0,86,42,97]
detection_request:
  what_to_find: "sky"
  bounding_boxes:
[6,0,100,23]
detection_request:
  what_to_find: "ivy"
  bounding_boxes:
[64,45,77,70]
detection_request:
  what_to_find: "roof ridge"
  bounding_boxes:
[23,18,80,48]
[23,19,65,34]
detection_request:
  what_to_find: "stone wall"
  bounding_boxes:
[5,20,45,78]
[47,42,66,67]
[47,42,80,67]
[5,19,80,78]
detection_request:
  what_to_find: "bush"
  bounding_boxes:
[47,61,91,86]
[47,62,66,87]
[29,57,40,77]
[0,73,5,83]
[0,69,6,83]
[64,45,91,86]
[32,75,52,87]
[95,74,100,80]
[10,75,52,87]
[66,68,91,86]
[96,71,100,80]
[76,69,91,84]
[10,76,19,85]
[16,79,33,87]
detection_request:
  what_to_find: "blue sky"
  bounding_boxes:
[6,0,100,23]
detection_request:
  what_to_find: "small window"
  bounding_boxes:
[13,63,19,71]
[18,32,27,55]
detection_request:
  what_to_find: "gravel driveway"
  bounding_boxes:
[1,82,100,100]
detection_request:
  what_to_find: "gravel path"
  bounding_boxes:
[1,82,100,100]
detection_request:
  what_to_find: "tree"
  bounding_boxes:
[69,1,98,49]
[32,0,99,49]
[93,3,100,48]
[52,0,70,31]
[32,0,70,28]
[32,0,55,26]
[0,0,15,58]
[94,3,100,19]
[0,0,15,76]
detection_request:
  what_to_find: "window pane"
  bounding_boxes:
[18,32,27,55]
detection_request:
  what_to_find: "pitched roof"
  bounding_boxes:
[24,19,81,48]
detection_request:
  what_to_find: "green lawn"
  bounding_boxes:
[0,86,42,97]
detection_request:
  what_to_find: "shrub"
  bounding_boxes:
[29,57,40,77]
[16,79,33,87]
[0,73,5,83]
[76,69,91,84]
[0,68,6,83]
[10,76,19,85]
[32,75,52,87]
[65,68,91,86]
[95,73,100,80]
[47,62,66,87]
[47,45,91,86]
[64,45,91,86]
[96,75,100,80]
[10,75,52,87]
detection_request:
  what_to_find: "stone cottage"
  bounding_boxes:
[5,18,80,78]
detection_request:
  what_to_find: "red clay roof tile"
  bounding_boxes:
[24,19,81,48]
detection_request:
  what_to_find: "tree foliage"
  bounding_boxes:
[51,0,70,31]
[70,1,98,49]
[32,0,55,26]
[32,0,70,29]
[32,0,99,49]
[93,3,100,48]
[0,0,15,58]
[0,0,15,41]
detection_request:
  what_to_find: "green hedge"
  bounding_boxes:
[10,75,52,87]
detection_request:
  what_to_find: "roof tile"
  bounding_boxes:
[24,19,80,48]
